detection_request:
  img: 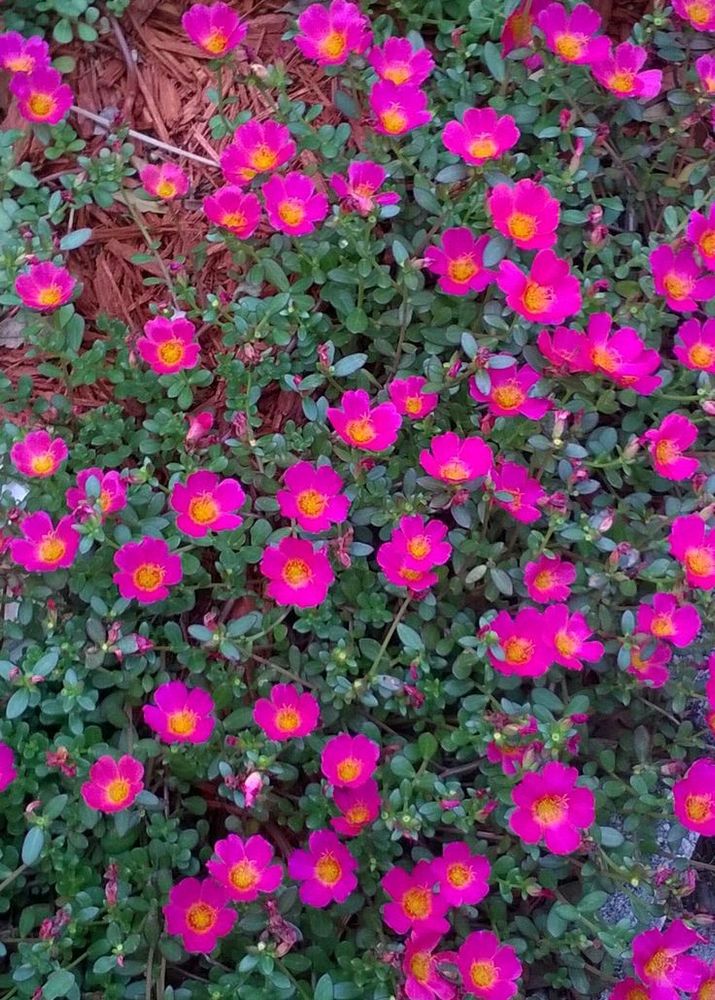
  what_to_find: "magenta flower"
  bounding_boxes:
[673,0,715,30]
[544,606,603,671]
[203,185,261,238]
[692,963,715,1000]
[15,261,75,311]
[456,930,522,1000]
[592,43,662,101]
[331,779,381,837]
[11,429,67,478]
[137,315,200,374]
[330,161,400,216]
[537,324,590,372]
[143,681,216,744]
[112,537,183,604]
[276,461,349,532]
[636,593,701,649]
[207,834,283,901]
[442,107,519,165]
[66,467,127,519]
[419,431,493,485]
[321,732,379,788]
[0,32,50,74]
[220,119,296,185]
[696,54,715,93]
[260,537,335,607]
[140,163,189,201]
[327,389,402,451]
[633,920,703,999]
[487,179,560,249]
[10,66,73,124]
[432,842,490,907]
[81,754,144,813]
[501,0,550,55]
[650,245,715,312]
[425,228,495,296]
[0,744,17,793]
[644,413,699,481]
[489,461,546,523]
[669,515,715,589]
[170,470,246,537]
[674,759,715,836]
[523,555,576,603]
[486,740,533,776]
[497,249,582,325]
[382,861,449,936]
[581,312,662,394]
[387,376,438,420]
[10,512,79,573]
[253,683,320,741]
[510,761,595,854]
[294,0,371,66]
[469,360,550,420]
[377,542,439,592]
[163,877,237,954]
[262,171,328,236]
[369,81,432,136]
[403,929,456,1000]
[389,515,452,571]
[181,2,247,56]
[488,608,552,677]
[674,317,715,373]
[537,2,610,64]
[687,204,715,270]
[368,37,435,86]
[288,829,358,906]
[628,641,672,688]
[608,979,651,1000]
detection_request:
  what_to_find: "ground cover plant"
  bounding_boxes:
[0,0,714,997]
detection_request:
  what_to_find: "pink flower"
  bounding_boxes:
[537,2,610,64]
[524,555,576,603]
[170,470,246,537]
[377,543,439,591]
[469,360,550,420]
[420,431,493,484]
[403,929,457,1000]
[10,512,79,573]
[487,178,560,250]
[369,81,432,135]
[140,163,189,201]
[388,376,438,420]
[489,461,546,523]
[288,829,358,906]
[537,324,590,372]
[637,593,701,648]
[674,317,715,373]
[203,185,261,238]
[10,66,73,124]
[391,515,452,571]
[432,842,490,907]
[696,54,715,93]
[262,171,328,236]
[143,681,216,744]
[294,0,371,66]
[207,834,283,902]
[321,732,379,788]
[627,641,672,688]
[580,312,662,393]
[442,107,519,165]
[425,228,495,296]
[253,684,320,741]
[544,606,603,671]
[669,515,715,589]
[276,461,349,532]
[382,861,449,935]
[608,979,651,1000]
[673,0,715,30]
[81,755,144,813]
[186,411,214,444]
[163,877,237,954]
[486,740,533,776]
[327,389,402,451]
[0,743,17,793]
[260,537,335,607]
[644,414,699,481]
[0,32,50,74]
[592,42,662,101]
[15,261,75,311]
[243,771,263,808]
[10,429,67,478]
[687,204,715,270]
[113,537,183,604]
[488,608,552,677]
[220,119,296,185]
[650,245,715,312]
[692,960,715,1000]
[66,467,127,519]
[673,759,715,835]
[181,2,247,56]
[633,920,703,1000]
[510,761,595,854]
[331,779,381,837]
[501,0,550,55]
[330,161,400,216]
[456,930,522,1000]
[136,315,200,374]
[368,37,435,86]
[497,249,582,324]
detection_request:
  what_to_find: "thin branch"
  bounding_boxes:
[71,106,220,167]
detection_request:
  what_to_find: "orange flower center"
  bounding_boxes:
[470,959,498,989]
[31,452,55,475]
[37,285,63,307]
[409,951,431,983]
[663,272,695,300]
[319,30,347,59]
[401,568,424,582]
[185,901,217,932]
[503,635,534,665]
[697,977,715,1000]
[250,145,279,171]
[99,490,112,512]
[222,211,247,230]
[402,886,431,919]
[296,489,328,518]
[650,613,674,637]
[625,988,649,1000]
[407,535,431,559]
[282,557,312,587]
[345,417,376,445]
[533,569,555,592]
[532,793,567,826]
[336,757,362,782]
[38,536,67,564]
[447,255,478,284]
[492,382,526,410]
[28,93,54,118]
[654,439,680,465]
[687,1,711,25]
[439,459,468,482]
[278,200,306,227]
[132,563,165,592]
[315,852,342,885]
[380,107,408,134]
[188,493,219,525]
[555,32,585,60]
[156,179,177,199]
[229,859,259,891]
[157,339,185,366]
[383,64,411,85]
[6,55,33,72]
[509,11,533,44]
[521,281,552,315]
[685,546,715,577]
[608,70,635,93]
[106,777,131,804]
[204,30,228,55]
[446,862,471,888]
[167,709,198,736]
[555,629,578,657]
[507,211,537,241]
[274,706,301,732]
[644,949,676,981]
[468,136,497,159]
[685,792,713,823]
[345,803,370,825]
[699,230,715,257]
[405,395,423,415]
[689,342,715,368]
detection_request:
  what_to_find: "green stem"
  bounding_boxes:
[0,864,28,895]
[364,594,413,682]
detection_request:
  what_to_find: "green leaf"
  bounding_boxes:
[418,732,438,759]
[59,228,92,251]
[6,689,29,720]
[333,353,367,377]
[22,827,45,866]
[396,623,423,650]
[483,41,506,82]
[314,973,334,1000]
[42,969,76,999]
[53,18,73,44]
[261,259,290,292]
